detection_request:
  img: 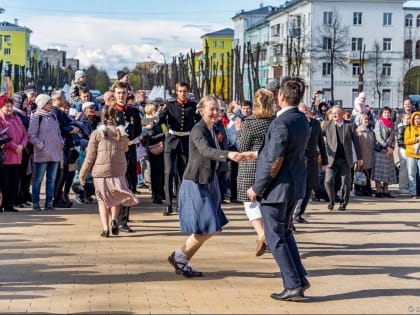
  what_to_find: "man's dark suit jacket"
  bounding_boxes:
[322,120,361,168]
[182,119,229,184]
[252,107,310,203]
[306,118,328,188]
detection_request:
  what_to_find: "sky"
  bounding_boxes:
[1,0,420,77]
[0,0,282,76]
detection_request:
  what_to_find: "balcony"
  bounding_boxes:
[347,50,369,61]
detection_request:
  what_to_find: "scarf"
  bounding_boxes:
[380,117,393,129]
[114,104,125,112]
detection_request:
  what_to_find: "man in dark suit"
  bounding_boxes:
[293,103,328,224]
[247,76,310,301]
[323,105,363,211]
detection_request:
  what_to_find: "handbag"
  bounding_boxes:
[354,168,367,186]
[374,142,383,152]
[148,141,164,155]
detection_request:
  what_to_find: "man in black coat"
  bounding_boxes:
[247,77,310,301]
[158,82,197,216]
[113,82,142,232]
[293,103,328,224]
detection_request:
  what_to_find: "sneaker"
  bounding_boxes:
[33,205,42,212]
[44,205,56,211]
[74,196,85,204]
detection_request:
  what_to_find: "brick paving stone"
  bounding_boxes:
[0,187,419,314]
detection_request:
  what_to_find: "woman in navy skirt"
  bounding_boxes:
[168,95,244,277]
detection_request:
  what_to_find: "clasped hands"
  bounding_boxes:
[227,151,257,163]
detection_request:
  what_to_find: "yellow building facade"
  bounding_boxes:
[200,28,233,100]
[0,21,32,93]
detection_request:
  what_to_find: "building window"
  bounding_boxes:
[4,35,11,43]
[277,44,284,56]
[0,35,2,49]
[382,89,391,106]
[271,24,280,36]
[406,14,413,27]
[4,48,10,56]
[353,12,362,25]
[417,15,420,27]
[352,63,361,76]
[383,38,392,51]
[219,41,224,48]
[416,40,420,59]
[351,38,363,51]
[383,13,392,26]
[213,41,217,48]
[212,52,217,59]
[322,62,331,75]
[323,11,332,25]
[405,40,413,58]
[382,63,391,76]
[323,37,332,50]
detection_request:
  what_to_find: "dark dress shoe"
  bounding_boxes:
[338,203,346,211]
[101,230,109,238]
[118,224,133,233]
[383,192,394,198]
[375,192,383,198]
[168,252,203,278]
[327,203,334,210]
[271,288,304,301]
[295,216,308,223]
[153,197,163,204]
[111,220,119,235]
[163,205,173,216]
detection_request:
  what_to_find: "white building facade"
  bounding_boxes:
[236,0,414,109]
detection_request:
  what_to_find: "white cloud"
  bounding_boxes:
[24,14,229,75]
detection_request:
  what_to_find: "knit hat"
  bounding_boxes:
[75,70,86,82]
[35,94,51,109]
[117,70,128,80]
[0,95,12,109]
[82,101,96,111]
[359,92,366,99]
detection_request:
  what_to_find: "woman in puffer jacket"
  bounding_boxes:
[404,111,420,199]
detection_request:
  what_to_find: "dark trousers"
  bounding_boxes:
[17,149,32,203]
[54,149,70,203]
[262,202,307,289]
[325,158,352,206]
[164,140,188,207]
[118,146,137,225]
[149,153,164,199]
[228,160,238,201]
[294,182,312,218]
[0,164,20,210]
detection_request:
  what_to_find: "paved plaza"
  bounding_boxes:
[0,187,419,314]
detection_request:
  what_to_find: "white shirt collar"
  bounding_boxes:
[276,105,295,117]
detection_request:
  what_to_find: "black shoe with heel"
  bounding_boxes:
[101,230,109,238]
[111,220,119,235]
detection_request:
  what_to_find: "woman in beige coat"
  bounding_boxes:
[79,105,138,237]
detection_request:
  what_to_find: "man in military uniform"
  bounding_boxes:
[159,82,197,216]
[113,82,142,232]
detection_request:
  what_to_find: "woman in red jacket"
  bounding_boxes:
[0,95,28,212]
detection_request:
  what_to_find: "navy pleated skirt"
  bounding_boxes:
[178,176,228,234]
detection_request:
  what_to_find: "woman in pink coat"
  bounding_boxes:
[0,95,28,212]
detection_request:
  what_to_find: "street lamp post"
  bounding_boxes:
[154,47,167,102]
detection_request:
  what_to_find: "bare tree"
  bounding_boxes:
[371,41,386,109]
[312,10,349,103]
[285,15,308,76]
[357,44,366,93]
